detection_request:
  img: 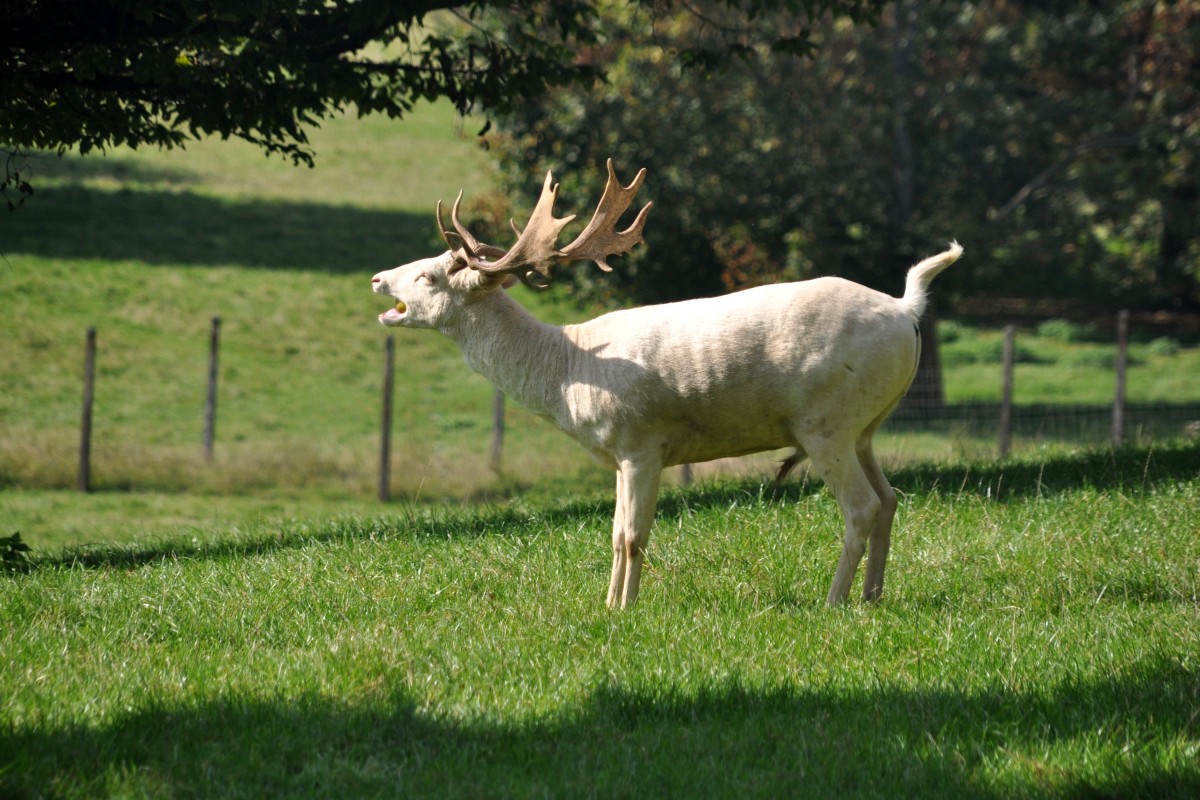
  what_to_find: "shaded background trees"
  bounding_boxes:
[3,0,1196,471]
[487,0,1200,313]
[6,1,1197,312]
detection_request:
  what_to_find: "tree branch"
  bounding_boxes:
[994,133,1140,218]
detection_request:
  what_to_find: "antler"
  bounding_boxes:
[558,159,651,272]
[437,192,509,268]
[437,159,652,289]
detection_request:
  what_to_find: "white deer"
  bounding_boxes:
[371,161,961,607]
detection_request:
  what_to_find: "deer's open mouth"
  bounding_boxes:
[378,299,407,326]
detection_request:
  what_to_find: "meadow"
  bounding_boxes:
[2,101,1199,798]
[1,103,602,546]
[2,444,1198,798]
[3,99,1199,546]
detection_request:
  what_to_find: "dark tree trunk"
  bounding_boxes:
[898,306,946,418]
[1160,181,1200,311]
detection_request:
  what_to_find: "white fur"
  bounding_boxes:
[372,242,962,607]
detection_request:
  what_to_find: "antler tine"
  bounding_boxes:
[557,159,653,272]
[438,191,507,274]
[437,194,468,273]
[451,192,509,262]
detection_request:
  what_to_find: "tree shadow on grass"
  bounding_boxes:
[655,439,1200,513]
[0,183,435,273]
[0,505,558,575]
[1,660,1195,799]
[5,441,1197,577]
[887,439,1200,501]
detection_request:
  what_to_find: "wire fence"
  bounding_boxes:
[889,400,1200,447]
[63,311,1200,495]
[887,313,1200,455]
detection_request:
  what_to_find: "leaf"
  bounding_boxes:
[2,532,32,569]
[770,33,816,57]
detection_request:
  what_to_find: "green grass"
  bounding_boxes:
[939,320,1200,405]
[3,443,1198,798]
[4,93,1198,800]
[0,102,604,522]
[4,100,1200,536]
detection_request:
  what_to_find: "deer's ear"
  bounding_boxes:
[471,270,519,292]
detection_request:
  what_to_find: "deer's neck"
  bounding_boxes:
[445,291,571,417]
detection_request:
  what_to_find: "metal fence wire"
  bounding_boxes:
[888,314,1200,453]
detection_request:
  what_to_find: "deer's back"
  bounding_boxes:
[560,278,921,464]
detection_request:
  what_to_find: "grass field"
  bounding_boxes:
[1,103,613,542]
[3,106,1199,797]
[4,101,1200,550]
[3,443,1198,798]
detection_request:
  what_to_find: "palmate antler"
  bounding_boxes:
[437,159,652,289]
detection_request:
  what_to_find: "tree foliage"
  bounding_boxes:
[2,0,884,203]
[3,1,604,160]
[488,1,1200,311]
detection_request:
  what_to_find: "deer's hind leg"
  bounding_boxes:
[802,435,883,607]
[856,439,897,602]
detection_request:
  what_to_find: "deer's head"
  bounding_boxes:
[372,159,651,330]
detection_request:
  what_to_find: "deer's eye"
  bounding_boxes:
[416,272,435,285]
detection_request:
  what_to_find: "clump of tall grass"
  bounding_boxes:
[940,335,1047,366]
[1147,336,1181,357]
[1036,317,1101,343]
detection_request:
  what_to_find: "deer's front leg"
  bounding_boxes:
[606,469,629,608]
[606,457,662,609]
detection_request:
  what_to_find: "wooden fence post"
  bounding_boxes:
[379,335,395,502]
[203,316,221,462]
[490,387,505,474]
[1112,309,1129,446]
[78,327,97,493]
[998,325,1015,459]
